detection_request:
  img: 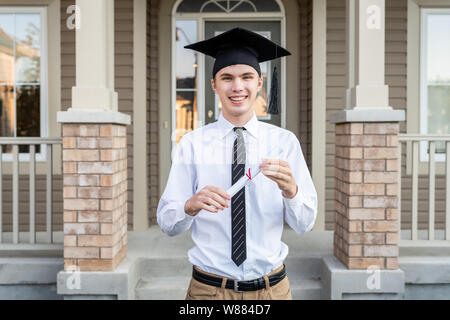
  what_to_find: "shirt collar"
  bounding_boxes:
[217,112,259,139]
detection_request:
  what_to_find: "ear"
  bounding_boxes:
[257,76,263,92]
[211,78,217,93]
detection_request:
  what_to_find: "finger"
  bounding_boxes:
[209,191,230,208]
[205,191,228,209]
[200,203,218,213]
[260,165,292,179]
[278,159,290,168]
[261,158,281,165]
[261,169,290,182]
[209,186,231,200]
[260,159,283,169]
[260,164,291,175]
[198,195,220,209]
[198,195,221,211]
[262,159,290,167]
[204,196,225,210]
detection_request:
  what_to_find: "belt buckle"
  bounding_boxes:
[233,279,243,293]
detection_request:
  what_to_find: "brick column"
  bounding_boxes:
[334,122,399,270]
[62,123,127,271]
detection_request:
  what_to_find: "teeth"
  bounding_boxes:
[230,97,245,101]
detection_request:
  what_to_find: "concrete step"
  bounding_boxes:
[0,244,63,258]
[284,255,322,280]
[135,275,323,300]
[0,257,64,284]
[135,277,190,300]
[289,278,323,300]
[0,257,64,300]
[399,256,450,284]
[138,257,193,278]
[135,255,324,300]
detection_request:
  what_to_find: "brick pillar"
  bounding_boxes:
[62,124,127,271]
[334,122,399,270]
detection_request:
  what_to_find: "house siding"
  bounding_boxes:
[325,0,446,231]
[115,0,134,231]
[0,177,63,233]
[147,0,160,226]
[299,0,313,171]
[326,0,346,230]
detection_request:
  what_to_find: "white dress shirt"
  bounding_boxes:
[157,112,317,280]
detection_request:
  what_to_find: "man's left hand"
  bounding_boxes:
[260,159,298,199]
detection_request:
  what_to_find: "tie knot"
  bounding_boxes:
[233,127,246,132]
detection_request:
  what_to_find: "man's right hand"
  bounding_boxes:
[184,186,231,216]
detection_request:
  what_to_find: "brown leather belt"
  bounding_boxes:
[192,265,287,292]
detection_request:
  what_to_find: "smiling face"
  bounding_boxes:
[211,64,263,125]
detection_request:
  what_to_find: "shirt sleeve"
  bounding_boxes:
[282,132,318,235]
[156,135,197,237]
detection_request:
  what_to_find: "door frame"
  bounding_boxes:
[170,0,287,153]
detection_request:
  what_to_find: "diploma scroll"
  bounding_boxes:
[226,148,283,198]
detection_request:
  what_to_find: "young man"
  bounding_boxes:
[157,28,318,300]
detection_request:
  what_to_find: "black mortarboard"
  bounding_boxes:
[184,27,291,115]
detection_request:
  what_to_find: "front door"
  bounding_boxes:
[204,21,282,127]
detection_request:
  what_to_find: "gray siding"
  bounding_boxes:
[326,0,346,230]
[115,0,134,231]
[0,176,63,232]
[298,0,313,171]
[325,0,446,231]
[147,0,160,225]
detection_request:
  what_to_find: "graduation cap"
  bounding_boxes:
[184,27,291,115]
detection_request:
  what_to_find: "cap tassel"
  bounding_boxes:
[267,66,279,115]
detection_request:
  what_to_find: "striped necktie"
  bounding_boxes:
[231,127,247,266]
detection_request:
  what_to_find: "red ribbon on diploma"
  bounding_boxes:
[246,168,252,180]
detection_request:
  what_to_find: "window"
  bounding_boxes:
[175,20,199,145]
[0,7,47,160]
[177,0,280,13]
[420,8,450,162]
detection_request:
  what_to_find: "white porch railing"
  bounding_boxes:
[0,137,63,249]
[398,134,450,245]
